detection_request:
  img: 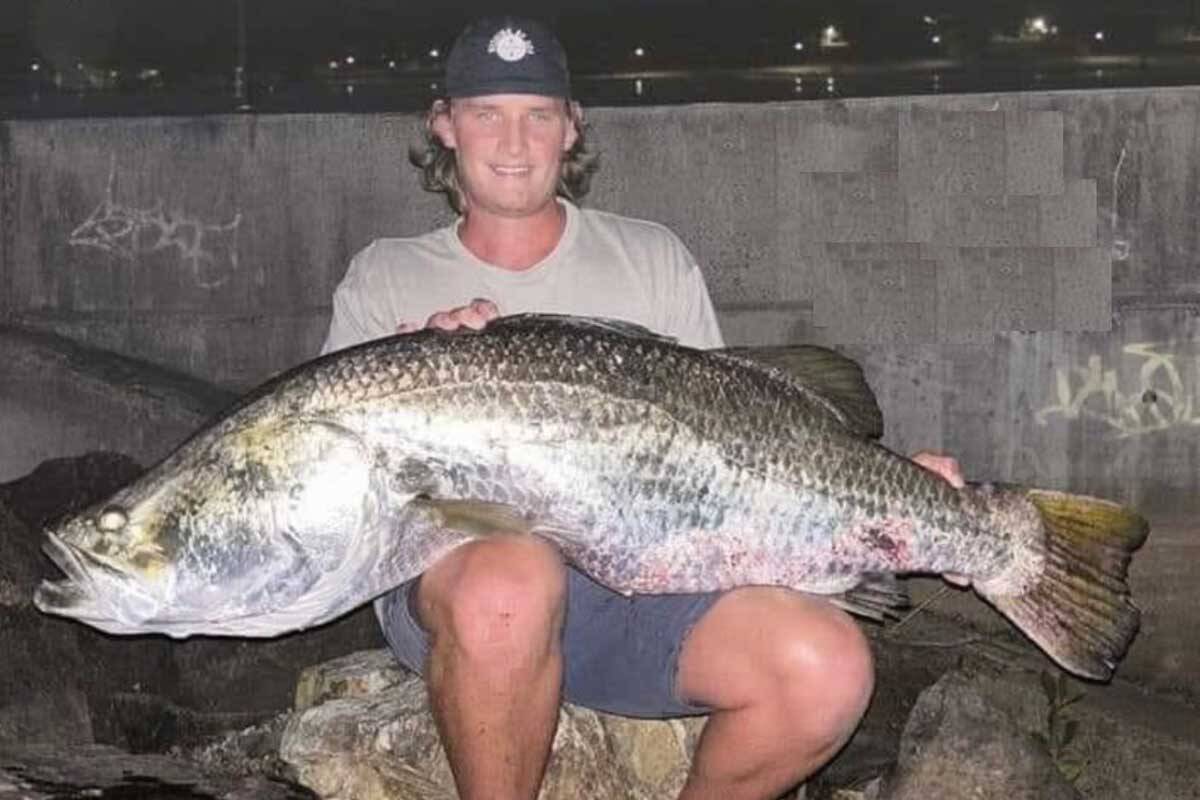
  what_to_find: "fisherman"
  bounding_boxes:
[320,16,964,800]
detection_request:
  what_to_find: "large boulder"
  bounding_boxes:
[279,649,709,800]
[878,669,1082,800]
[0,324,236,483]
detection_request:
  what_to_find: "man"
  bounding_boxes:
[321,16,964,800]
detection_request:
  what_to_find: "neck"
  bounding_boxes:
[458,202,566,271]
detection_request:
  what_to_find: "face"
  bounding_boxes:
[432,94,579,219]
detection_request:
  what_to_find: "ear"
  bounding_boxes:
[430,101,456,149]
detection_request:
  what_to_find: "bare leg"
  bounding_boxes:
[675,588,875,800]
[415,535,567,800]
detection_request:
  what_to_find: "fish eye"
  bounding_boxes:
[97,506,128,531]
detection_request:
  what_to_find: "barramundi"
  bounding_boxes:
[34,314,1148,680]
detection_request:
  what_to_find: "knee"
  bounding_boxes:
[769,606,875,743]
[417,536,567,658]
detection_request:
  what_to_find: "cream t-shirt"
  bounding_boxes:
[320,201,724,354]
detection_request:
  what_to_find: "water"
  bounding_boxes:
[2,58,1199,118]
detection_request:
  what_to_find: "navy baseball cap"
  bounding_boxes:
[444,16,571,99]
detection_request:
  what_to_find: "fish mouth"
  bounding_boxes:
[34,531,162,628]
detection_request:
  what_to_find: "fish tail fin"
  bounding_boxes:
[978,488,1149,681]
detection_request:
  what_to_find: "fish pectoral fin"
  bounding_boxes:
[413,498,538,538]
[715,345,884,439]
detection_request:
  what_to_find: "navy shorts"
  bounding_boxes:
[375,566,722,718]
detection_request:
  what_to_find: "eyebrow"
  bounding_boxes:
[458,100,562,113]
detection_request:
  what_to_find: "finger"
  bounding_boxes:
[910,451,965,489]
[469,298,500,321]
[944,573,971,588]
[425,310,459,331]
[452,306,491,330]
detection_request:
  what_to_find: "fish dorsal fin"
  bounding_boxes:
[486,313,678,345]
[717,345,884,439]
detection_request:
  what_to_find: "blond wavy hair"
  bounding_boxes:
[408,98,600,214]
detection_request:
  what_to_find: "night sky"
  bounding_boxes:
[1,0,1195,76]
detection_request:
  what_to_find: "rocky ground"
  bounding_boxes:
[2,452,1198,799]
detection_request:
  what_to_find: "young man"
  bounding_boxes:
[321,16,964,800]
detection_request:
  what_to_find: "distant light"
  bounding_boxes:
[923,15,936,25]
[634,78,643,96]
[345,55,355,66]
[793,41,804,51]
[346,84,355,95]
[30,62,39,72]
[328,60,339,70]
[1094,31,1105,41]
[388,60,397,69]
[429,48,440,58]
[931,34,941,44]
[820,25,846,48]
[430,81,440,91]
[1030,16,1048,35]
[826,76,836,94]
[634,46,646,57]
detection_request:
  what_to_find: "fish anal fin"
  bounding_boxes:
[827,573,911,621]
[717,345,884,438]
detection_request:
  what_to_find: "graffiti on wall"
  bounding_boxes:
[1036,342,1200,437]
[69,159,241,289]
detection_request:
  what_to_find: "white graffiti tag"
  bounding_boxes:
[69,161,241,289]
[1036,342,1200,437]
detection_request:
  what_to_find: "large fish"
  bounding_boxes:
[34,314,1148,680]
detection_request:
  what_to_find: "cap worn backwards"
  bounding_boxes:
[445,16,570,99]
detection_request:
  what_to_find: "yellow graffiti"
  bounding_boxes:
[1036,342,1200,437]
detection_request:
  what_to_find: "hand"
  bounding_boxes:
[910,450,970,588]
[909,450,965,489]
[426,298,500,331]
[397,298,500,334]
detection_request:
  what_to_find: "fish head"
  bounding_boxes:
[35,480,182,634]
[34,416,380,637]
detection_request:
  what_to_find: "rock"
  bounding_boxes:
[0,742,317,799]
[278,649,707,800]
[0,323,236,484]
[0,689,92,747]
[293,648,408,712]
[877,669,1082,800]
[0,451,146,535]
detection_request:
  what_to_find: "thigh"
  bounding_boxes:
[374,569,723,719]
[560,568,722,719]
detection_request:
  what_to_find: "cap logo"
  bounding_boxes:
[487,28,535,62]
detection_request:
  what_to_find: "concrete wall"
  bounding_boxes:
[2,88,1199,699]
